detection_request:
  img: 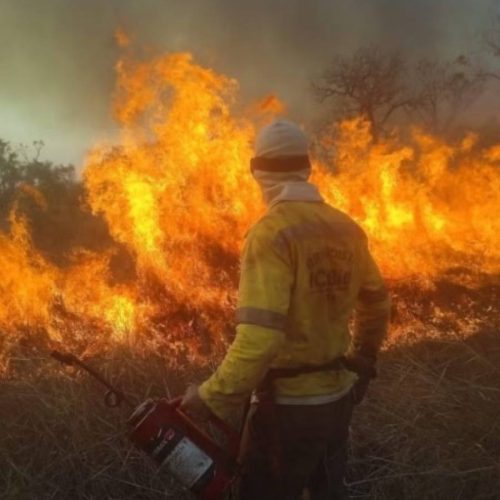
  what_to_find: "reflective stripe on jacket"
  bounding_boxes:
[199,201,390,423]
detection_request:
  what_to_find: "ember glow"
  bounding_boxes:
[1,46,499,370]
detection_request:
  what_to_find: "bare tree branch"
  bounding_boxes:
[408,56,485,134]
[482,17,500,81]
[311,46,412,141]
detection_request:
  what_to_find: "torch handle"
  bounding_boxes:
[50,350,134,408]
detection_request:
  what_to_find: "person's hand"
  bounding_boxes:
[344,351,377,405]
[343,352,377,379]
[351,376,371,405]
[179,384,212,421]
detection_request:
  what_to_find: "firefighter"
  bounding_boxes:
[181,119,391,499]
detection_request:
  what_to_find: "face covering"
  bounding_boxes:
[252,168,324,208]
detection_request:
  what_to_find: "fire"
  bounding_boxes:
[1,44,499,371]
[0,211,57,331]
[61,252,141,342]
[315,119,500,281]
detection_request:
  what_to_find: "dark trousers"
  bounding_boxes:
[237,392,354,500]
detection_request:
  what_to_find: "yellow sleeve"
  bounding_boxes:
[199,225,292,423]
[199,325,284,423]
[352,244,391,362]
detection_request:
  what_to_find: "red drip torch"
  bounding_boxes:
[50,350,239,500]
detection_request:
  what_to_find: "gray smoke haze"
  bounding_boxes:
[0,0,498,165]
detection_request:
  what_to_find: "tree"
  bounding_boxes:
[408,56,485,135]
[484,17,500,61]
[311,46,413,141]
[482,17,500,84]
[0,140,112,264]
[312,47,486,139]
[0,140,74,216]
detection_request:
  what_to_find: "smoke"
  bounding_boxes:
[0,0,497,164]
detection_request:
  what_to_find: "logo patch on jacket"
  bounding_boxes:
[307,245,353,298]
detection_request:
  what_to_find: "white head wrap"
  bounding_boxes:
[252,119,323,207]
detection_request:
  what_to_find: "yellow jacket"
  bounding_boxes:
[199,201,390,423]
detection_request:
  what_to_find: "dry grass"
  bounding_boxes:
[1,280,499,499]
[349,329,500,499]
[0,353,197,499]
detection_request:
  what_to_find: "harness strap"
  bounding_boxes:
[263,356,347,384]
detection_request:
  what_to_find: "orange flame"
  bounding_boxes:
[0,45,498,369]
[114,28,131,49]
[315,119,500,281]
[0,212,57,331]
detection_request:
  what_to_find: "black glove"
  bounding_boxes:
[343,353,377,380]
[351,376,371,405]
[343,353,377,406]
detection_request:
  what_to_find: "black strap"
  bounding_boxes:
[250,155,311,173]
[263,356,346,385]
[262,355,376,387]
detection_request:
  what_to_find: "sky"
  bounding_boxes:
[0,0,499,166]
